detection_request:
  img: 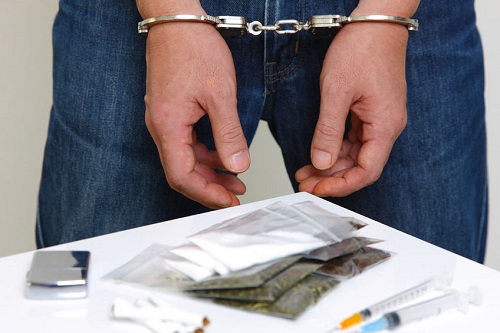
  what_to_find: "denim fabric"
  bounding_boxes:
[38,0,487,262]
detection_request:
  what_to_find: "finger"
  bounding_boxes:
[163,145,238,209]
[204,78,250,174]
[312,76,353,170]
[154,117,238,208]
[296,157,354,193]
[296,137,357,181]
[192,137,226,171]
[296,156,354,181]
[297,173,324,193]
[194,163,246,196]
[311,138,393,197]
[190,133,246,195]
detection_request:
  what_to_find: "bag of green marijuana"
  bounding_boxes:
[186,262,322,302]
[215,274,340,319]
[304,247,392,280]
[305,237,383,261]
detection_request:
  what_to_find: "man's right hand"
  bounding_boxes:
[138,1,250,209]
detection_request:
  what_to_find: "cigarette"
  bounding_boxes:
[148,295,210,327]
[135,298,205,333]
[141,319,204,333]
[112,297,209,327]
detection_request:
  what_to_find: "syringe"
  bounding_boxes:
[334,273,452,330]
[359,286,482,333]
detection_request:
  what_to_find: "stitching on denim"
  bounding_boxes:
[476,174,488,261]
[266,45,304,84]
[264,0,306,85]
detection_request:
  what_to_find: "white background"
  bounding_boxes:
[0,0,498,271]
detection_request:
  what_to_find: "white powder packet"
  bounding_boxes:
[162,251,214,282]
[171,243,230,276]
[188,201,357,272]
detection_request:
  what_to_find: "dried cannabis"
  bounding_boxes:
[215,274,340,319]
[303,247,391,279]
[305,237,382,261]
[186,262,322,302]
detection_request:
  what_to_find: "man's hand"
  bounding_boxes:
[144,22,250,209]
[295,22,409,196]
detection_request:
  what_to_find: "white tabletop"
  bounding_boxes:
[1,192,499,332]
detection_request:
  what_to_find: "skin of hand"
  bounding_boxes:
[143,20,250,209]
[295,22,410,197]
[137,0,419,206]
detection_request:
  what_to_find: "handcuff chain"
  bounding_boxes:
[138,15,418,35]
[248,19,309,35]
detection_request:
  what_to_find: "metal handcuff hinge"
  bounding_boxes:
[138,14,419,36]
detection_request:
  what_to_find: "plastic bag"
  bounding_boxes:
[171,242,230,277]
[303,247,392,280]
[304,237,382,261]
[186,255,302,290]
[215,274,340,319]
[186,262,322,302]
[162,251,215,282]
[187,201,357,272]
[102,243,193,289]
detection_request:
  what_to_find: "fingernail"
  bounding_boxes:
[229,150,250,173]
[312,149,332,170]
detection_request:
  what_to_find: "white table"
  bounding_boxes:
[1,192,499,332]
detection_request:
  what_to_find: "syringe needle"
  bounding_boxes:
[358,287,482,333]
[333,273,452,330]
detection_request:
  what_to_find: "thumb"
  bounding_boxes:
[311,87,351,170]
[208,94,250,174]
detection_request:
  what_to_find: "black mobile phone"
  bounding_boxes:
[25,250,90,300]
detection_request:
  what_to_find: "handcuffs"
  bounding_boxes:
[138,14,418,37]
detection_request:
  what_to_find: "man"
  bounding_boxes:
[38,0,487,262]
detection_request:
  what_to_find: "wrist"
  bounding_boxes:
[136,0,205,18]
[352,0,420,17]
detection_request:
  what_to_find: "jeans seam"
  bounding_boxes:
[264,0,305,87]
[265,39,304,84]
[477,173,488,261]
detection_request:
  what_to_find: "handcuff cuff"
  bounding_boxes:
[138,14,418,37]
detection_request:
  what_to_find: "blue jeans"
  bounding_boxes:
[37,0,487,262]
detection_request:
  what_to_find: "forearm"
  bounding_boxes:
[136,0,205,18]
[352,0,420,17]
[137,0,420,19]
